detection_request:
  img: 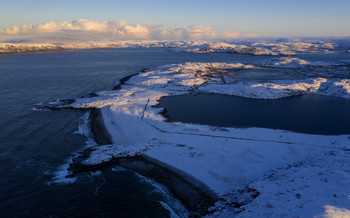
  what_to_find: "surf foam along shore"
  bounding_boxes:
[64,59,350,216]
[0,39,345,55]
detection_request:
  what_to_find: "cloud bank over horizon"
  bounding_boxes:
[0,19,257,42]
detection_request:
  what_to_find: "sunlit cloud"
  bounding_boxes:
[322,205,350,217]
[0,19,258,41]
[0,19,150,39]
[155,25,240,40]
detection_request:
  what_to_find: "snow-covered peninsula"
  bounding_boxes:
[53,58,350,217]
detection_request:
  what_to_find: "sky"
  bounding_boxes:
[0,0,349,41]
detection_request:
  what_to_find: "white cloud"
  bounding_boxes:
[0,19,149,39]
[0,19,256,40]
[157,25,240,40]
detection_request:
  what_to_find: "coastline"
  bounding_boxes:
[68,73,219,215]
[117,155,218,215]
[89,109,113,145]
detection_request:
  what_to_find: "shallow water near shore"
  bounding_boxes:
[0,48,349,216]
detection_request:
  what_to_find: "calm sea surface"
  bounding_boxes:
[0,48,348,216]
[158,94,350,135]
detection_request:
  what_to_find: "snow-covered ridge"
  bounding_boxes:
[0,43,64,54]
[66,59,350,216]
[0,39,344,55]
[171,40,341,55]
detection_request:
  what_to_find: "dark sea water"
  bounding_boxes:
[0,48,349,217]
[227,69,293,80]
[158,94,350,135]
[297,52,350,62]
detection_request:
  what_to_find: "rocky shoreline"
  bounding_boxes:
[65,73,219,216]
[89,109,113,145]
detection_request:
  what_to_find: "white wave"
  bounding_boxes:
[135,173,189,217]
[159,201,180,218]
[89,171,105,196]
[74,111,98,147]
[45,159,76,185]
[111,166,127,172]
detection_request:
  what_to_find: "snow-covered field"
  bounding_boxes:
[63,59,350,217]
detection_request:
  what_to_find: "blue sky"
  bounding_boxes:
[1,0,349,38]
